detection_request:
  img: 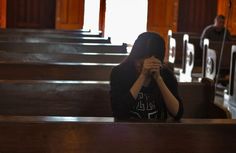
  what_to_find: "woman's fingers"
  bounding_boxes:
[141,56,162,76]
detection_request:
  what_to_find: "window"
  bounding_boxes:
[105,0,148,45]
[83,0,100,31]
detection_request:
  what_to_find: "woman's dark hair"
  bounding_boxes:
[126,32,165,63]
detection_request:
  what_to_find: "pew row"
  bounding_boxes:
[202,40,236,85]
[0,51,128,64]
[0,28,103,37]
[0,116,235,153]
[224,45,236,118]
[0,36,111,43]
[0,79,230,118]
[0,42,128,53]
[167,30,202,68]
[0,62,114,81]
[167,32,202,80]
[0,28,92,33]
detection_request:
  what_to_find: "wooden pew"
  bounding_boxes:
[0,31,103,38]
[0,116,235,153]
[0,30,102,38]
[0,79,229,118]
[0,42,127,53]
[179,78,230,118]
[0,28,92,33]
[179,35,195,82]
[0,51,127,81]
[208,41,235,70]
[0,36,111,43]
[0,81,112,116]
[167,31,202,77]
[224,45,236,118]
[202,40,236,83]
[231,35,236,41]
[0,51,128,64]
[0,28,103,37]
[0,62,115,81]
[168,31,202,67]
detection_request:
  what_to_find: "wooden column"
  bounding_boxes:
[0,0,6,28]
[7,0,56,29]
[218,0,236,35]
[147,0,179,61]
[99,0,106,34]
[56,0,84,30]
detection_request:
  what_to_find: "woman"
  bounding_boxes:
[110,32,183,120]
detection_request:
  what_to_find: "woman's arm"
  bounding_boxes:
[155,76,180,116]
[150,57,183,119]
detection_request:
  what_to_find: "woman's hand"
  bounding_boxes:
[141,56,162,78]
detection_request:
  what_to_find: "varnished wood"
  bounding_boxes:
[0,63,115,80]
[56,0,84,30]
[0,79,229,118]
[178,0,217,33]
[208,41,235,70]
[0,28,103,37]
[0,0,6,28]
[0,116,235,153]
[99,0,106,33]
[179,78,229,118]
[0,81,112,116]
[218,0,236,35]
[147,0,179,58]
[0,51,127,64]
[7,0,56,29]
[0,42,127,53]
[0,35,111,43]
[171,33,202,68]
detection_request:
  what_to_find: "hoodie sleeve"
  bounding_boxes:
[110,66,136,120]
[161,68,184,120]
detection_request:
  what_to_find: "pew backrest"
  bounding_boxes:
[0,62,115,80]
[0,79,229,118]
[208,41,234,70]
[0,51,128,64]
[179,78,229,118]
[0,42,128,53]
[0,80,112,116]
[0,116,235,153]
[169,32,201,67]
[0,28,103,37]
[0,36,111,43]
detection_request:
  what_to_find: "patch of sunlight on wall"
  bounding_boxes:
[105,0,148,45]
[83,0,100,32]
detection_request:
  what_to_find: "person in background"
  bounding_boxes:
[110,32,183,121]
[200,14,231,48]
